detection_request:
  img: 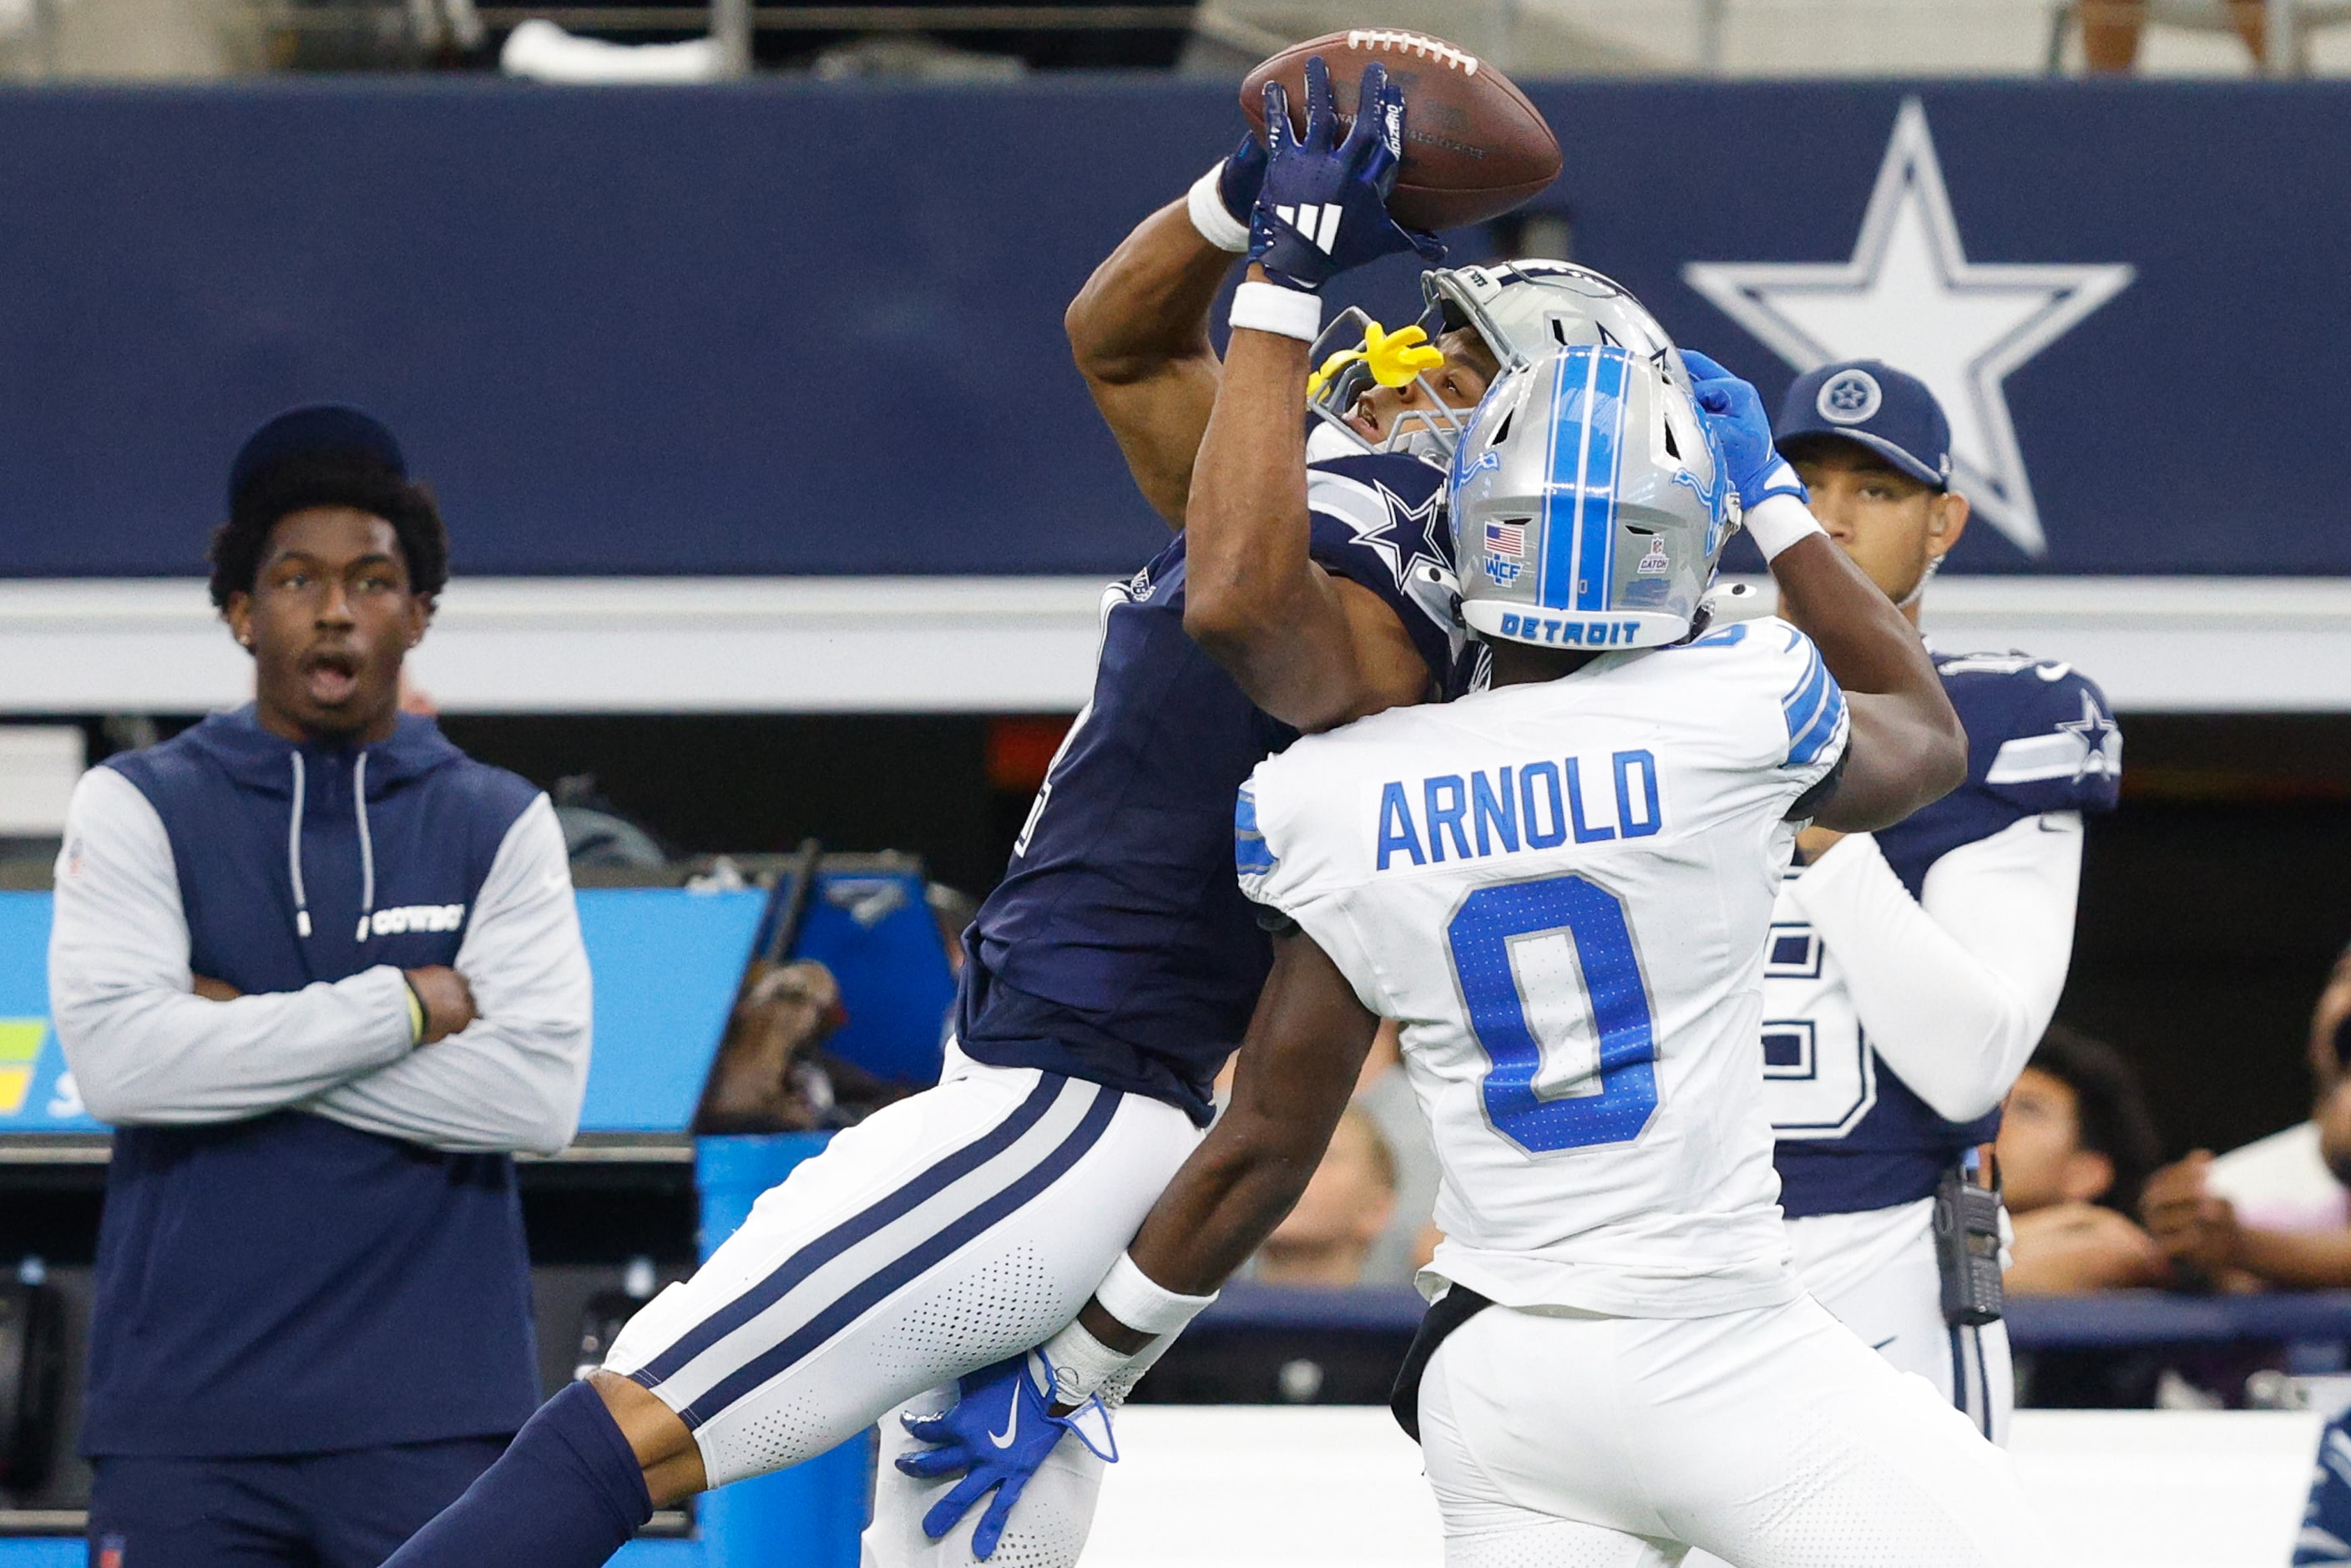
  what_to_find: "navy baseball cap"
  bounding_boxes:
[1772,360,1951,491]
[228,404,406,512]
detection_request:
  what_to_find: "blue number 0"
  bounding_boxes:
[1445,873,1659,1154]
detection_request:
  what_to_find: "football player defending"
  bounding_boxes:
[379,58,1586,1568]
[1747,361,2120,1449]
[919,337,2058,1558]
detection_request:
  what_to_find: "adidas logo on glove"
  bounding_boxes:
[1273,202,1344,253]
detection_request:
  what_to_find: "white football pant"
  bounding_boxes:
[599,1047,1199,1568]
[1785,1196,2013,1445]
[1418,1292,2052,1567]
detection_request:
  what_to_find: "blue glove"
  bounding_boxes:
[1680,348,1807,508]
[1215,129,1269,231]
[1251,56,1445,292]
[896,1353,1118,1560]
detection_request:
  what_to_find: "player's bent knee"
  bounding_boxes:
[589,1368,707,1504]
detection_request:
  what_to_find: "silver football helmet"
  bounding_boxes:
[1424,259,1681,371]
[1305,259,1686,466]
[1451,341,1739,652]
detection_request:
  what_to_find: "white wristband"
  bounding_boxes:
[1745,493,1828,563]
[1230,280,1322,342]
[1187,163,1252,255]
[1095,1251,1219,1337]
[1038,1316,1145,1406]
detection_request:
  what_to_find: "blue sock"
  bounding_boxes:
[382,1381,655,1567]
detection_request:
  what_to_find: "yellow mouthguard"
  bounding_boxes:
[1306,321,1447,400]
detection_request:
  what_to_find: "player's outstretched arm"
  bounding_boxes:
[1681,350,1964,829]
[1184,304,1433,733]
[1184,59,1446,732]
[1075,926,1381,1358]
[1127,925,1380,1298]
[1065,140,1262,529]
[1767,528,1965,828]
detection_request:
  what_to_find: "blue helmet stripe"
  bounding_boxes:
[1576,348,1629,611]
[1537,346,1587,615]
[1535,346,1636,616]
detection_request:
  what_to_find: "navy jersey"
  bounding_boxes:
[956,453,1461,1123]
[1770,650,2121,1218]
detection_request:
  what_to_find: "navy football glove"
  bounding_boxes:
[896,1353,1118,1561]
[1216,129,1269,231]
[1251,56,1445,292]
[1681,349,1807,508]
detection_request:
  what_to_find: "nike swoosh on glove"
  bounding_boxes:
[1250,55,1444,292]
[1681,348,1808,508]
[896,1353,1118,1560]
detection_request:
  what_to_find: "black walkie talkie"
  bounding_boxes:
[1934,1163,2005,1328]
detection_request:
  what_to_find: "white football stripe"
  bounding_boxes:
[1983,729,2121,784]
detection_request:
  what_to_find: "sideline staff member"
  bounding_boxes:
[1747,361,2119,1444]
[49,407,593,1564]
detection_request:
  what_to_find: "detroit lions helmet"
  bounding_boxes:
[1452,341,1739,652]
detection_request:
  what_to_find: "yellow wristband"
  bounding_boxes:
[402,976,427,1044]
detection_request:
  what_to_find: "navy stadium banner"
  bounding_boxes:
[0,79,2342,579]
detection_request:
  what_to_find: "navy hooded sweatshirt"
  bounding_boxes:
[48,706,592,1457]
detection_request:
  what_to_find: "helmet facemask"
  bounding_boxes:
[1303,306,1480,466]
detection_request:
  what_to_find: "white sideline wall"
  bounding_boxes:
[8,576,2351,715]
[1084,1407,2321,1567]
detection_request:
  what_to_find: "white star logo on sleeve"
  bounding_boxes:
[1984,690,2123,786]
[1682,98,2134,559]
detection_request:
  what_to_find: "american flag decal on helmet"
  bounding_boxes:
[1486,520,1526,559]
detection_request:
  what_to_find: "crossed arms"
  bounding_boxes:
[49,768,592,1156]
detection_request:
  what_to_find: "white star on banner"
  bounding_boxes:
[1681,98,2135,557]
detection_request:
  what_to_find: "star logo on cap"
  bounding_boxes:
[1683,98,2135,558]
[1818,370,1882,425]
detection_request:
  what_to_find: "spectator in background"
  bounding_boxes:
[2000,1024,2168,1294]
[2142,943,2351,1290]
[2189,941,2351,1242]
[2082,0,2267,71]
[47,407,593,1565]
[1251,1104,1398,1288]
[1352,1019,1442,1283]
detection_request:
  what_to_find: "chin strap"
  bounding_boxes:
[1897,553,1944,611]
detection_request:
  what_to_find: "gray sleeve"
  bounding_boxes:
[48,768,416,1125]
[301,794,593,1156]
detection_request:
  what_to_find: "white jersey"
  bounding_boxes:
[1237,617,1848,1318]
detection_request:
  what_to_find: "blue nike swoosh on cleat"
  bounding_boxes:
[1870,1336,1898,1351]
[989,1405,1019,1449]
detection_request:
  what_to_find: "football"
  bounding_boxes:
[1240,29,1562,231]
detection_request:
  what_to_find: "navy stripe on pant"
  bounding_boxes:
[634,1075,1120,1431]
[637,1073,1068,1386]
